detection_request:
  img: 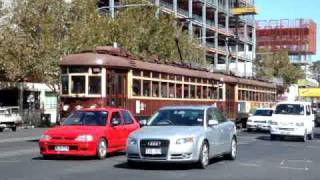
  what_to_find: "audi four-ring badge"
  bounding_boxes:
[126,106,237,169]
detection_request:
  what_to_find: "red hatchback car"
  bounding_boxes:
[39,108,140,159]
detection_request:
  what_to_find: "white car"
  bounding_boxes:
[247,108,274,132]
[270,101,315,142]
[0,107,22,132]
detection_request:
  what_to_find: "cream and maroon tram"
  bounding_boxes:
[60,46,277,121]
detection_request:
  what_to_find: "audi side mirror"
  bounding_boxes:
[208,119,218,126]
[139,119,147,127]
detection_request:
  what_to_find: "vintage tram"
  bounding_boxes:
[60,46,277,121]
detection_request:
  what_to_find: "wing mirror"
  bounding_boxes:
[111,118,121,127]
[139,119,148,127]
[208,119,219,126]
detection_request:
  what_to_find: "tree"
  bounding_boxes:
[111,0,204,64]
[0,0,113,90]
[0,0,204,89]
[255,49,305,90]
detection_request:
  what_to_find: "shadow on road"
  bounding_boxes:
[32,151,126,161]
[256,133,320,142]
[113,157,225,171]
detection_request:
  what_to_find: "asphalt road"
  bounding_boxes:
[0,128,320,180]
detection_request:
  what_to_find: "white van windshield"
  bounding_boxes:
[275,104,304,115]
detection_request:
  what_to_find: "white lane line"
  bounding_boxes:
[238,163,260,167]
[279,166,309,171]
[286,160,312,163]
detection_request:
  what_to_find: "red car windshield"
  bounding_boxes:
[63,111,108,126]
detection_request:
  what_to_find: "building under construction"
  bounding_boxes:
[99,0,257,77]
[256,19,317,63]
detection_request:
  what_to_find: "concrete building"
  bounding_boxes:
[99,0,257,77]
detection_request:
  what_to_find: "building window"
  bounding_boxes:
[61,67,68,74]
[152,82,159,97]
[61,76,69,94]
[161,82,168,98]
[133,70,141,76]
[143,80,151,97]
[89,76,101,94]
[143,71,151,77]
[132,79,141,96]
[71,76,85,94]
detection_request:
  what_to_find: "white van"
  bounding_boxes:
[270,101,315,142]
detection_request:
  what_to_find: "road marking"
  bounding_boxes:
[279,166,309,171]
[286,160,312,163]
[238,162,260,167]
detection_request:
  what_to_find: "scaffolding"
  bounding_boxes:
[256,19,317,58]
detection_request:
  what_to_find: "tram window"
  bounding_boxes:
[184,85,189,99]
[69,67,88,73]
[176,75,182,81]
[190,77,196,83]
[143,80,151,97]
[169,75,175,80]
[161,82,168,98]
[190,85,196,99]
[208,87,214,99]
[71,76,85,94]
[61,76,69,94]
[203,86,208,99]
[196,86,202,99]
[152,81,159,97]
[132,79,141,96]
[152,72,160,78]
[133,70,141,76]
[161,74,168,80]
[143,71,151,77]
[61,67,67,74]
[218,88,223,100]
[169,83,175,98]
[176,84,182,98]
[89,76,101,94]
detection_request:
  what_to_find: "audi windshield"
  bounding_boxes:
[148,109,204,126]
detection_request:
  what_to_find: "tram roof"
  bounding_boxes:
[60,47,276,88]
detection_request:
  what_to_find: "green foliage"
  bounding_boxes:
[0,0,112,90]
[256,49,305,88]
[0,0,204,91]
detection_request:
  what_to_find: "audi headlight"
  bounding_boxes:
[176,137,194,145]
[296,122,304,126]
[270,121,278,125]
[75,135,93,142]
[40,134,51,141]
[128,137,138,145]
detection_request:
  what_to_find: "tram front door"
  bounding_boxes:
[106,69,128,108]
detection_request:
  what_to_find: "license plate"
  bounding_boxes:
[145,148,161,155]
[55,146,69,152]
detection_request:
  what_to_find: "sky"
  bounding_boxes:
[255,0,320,61]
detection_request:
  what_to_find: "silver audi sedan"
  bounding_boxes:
[126,106,237,169]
